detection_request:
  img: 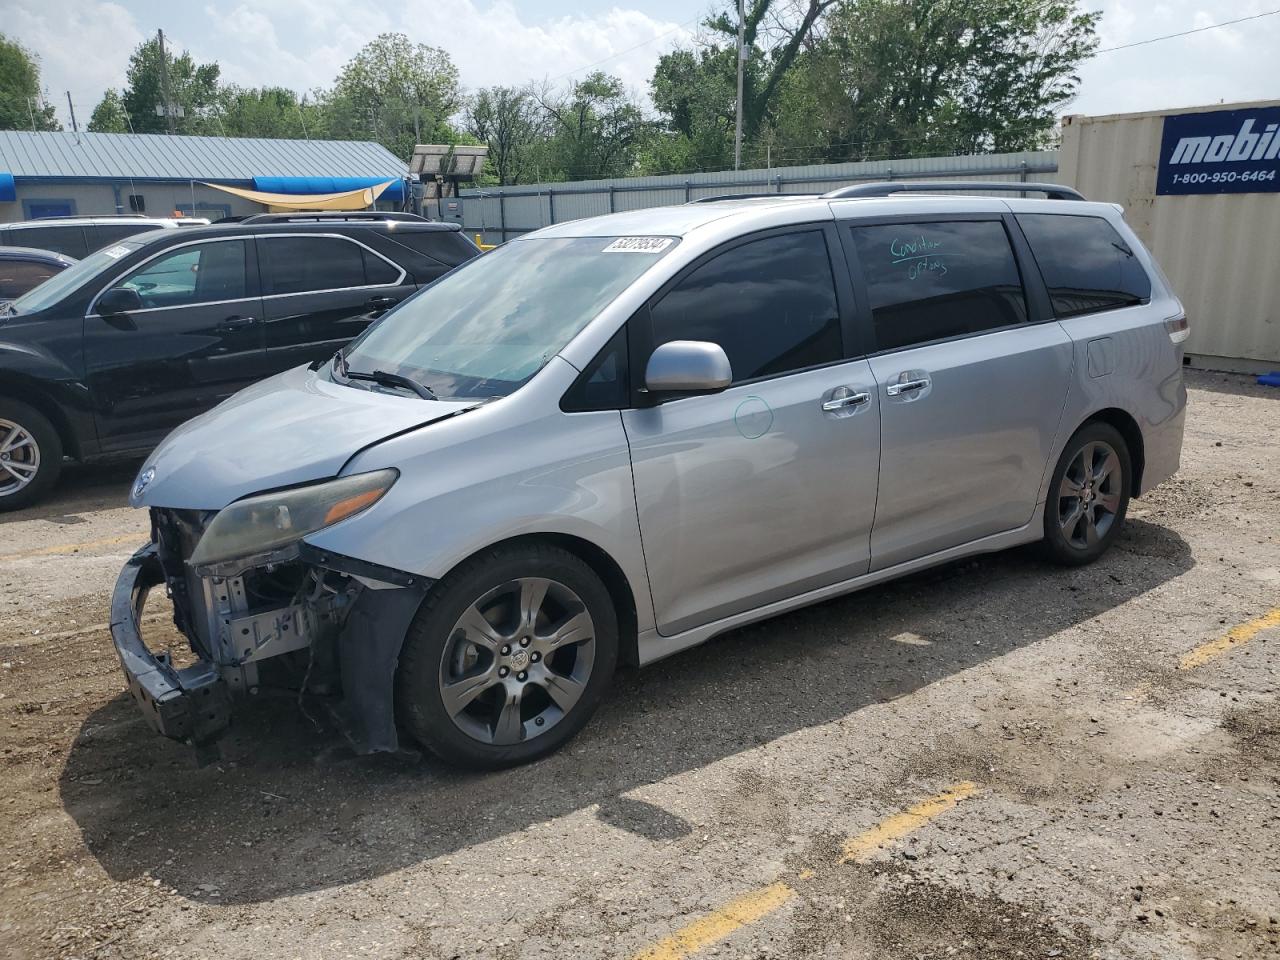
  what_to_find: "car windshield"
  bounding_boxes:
[339,236,678,400]
[11,240,144,313]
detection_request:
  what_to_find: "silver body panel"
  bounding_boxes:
[134,194,1186,668]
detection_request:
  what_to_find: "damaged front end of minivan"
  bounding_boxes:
[109,470,430,761]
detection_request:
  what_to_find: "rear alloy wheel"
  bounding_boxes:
[1042,422,1131,566]
[397,544,618,769]
[0,401,62,512]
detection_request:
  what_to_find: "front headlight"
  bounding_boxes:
[188,469,398,568]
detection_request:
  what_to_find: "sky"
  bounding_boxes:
[6,0,1278,134]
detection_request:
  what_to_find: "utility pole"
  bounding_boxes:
[66,92,80,141]
[734,0,745,170]
[157,29,176,134]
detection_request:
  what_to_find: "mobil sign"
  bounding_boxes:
[1156,105,1280,195]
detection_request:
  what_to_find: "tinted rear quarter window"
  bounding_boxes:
[91,223,158,248]
[851,220,1027,351]
[649,230,842,383]
[386,229,479,267]
[1016,214,1152,318]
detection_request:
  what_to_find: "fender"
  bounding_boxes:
[0,337,98,460]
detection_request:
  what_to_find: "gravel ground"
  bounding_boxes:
[1,369,1278,960]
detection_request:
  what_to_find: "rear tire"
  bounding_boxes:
[1041,422,1131,566]
[0,400,62,512]
[396,543,618,770]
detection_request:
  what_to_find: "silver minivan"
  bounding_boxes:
[112,183,1188,768]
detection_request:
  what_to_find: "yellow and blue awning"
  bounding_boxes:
[203,177,400,211]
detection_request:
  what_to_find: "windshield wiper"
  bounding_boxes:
[343,367,438,401]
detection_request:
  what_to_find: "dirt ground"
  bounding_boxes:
[1,368,1278,960]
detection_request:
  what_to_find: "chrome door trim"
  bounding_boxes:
[885,377,930,396]
[821,390,870,411]
[86,231,407,318]
[86,233,258,319]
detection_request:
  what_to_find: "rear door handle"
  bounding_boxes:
[217,316,258,332]
[886,375,931,396]
[366,296,398,311]
[822,390,871,412]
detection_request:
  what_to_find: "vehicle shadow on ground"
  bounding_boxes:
[59,518,1191,905]
[0,460,139,525]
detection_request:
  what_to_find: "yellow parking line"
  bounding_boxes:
[1178,608,1280,671]
[841,780,978,862]
[630,782,977,960]
[1,533,144,562]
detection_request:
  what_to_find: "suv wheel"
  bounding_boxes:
[0,400,62,512]
[396,543,618,769]
[1042,422,1131,566]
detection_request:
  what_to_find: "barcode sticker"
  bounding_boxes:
[603,237,673,254]
[102,245,131,259]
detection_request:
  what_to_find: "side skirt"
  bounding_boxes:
[636,521,1043,666]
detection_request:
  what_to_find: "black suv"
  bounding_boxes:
[0,219,479,509]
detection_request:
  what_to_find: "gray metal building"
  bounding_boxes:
[0,131,408,223]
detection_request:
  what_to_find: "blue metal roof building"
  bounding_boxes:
[0,131,408,222]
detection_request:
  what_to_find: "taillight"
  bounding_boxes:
[1165,314,1189,344]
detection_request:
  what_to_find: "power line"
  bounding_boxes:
[546,17,700,84]
[1094,7,1280,54]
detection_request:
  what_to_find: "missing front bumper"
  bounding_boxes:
[109,544,232,746]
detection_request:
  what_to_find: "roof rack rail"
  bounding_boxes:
[822,180,1086,201]
[687,192,817,204]
[239,211,429,224]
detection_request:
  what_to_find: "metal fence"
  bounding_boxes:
[458,150,1061,244]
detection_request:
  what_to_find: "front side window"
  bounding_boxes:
[262,236,389,295]
[852,220,1028,352]
[11,240,145,314]
[341,236,676,400]
[649,230,842,383]
[1016,214,1152,318]
[119,240,249,308]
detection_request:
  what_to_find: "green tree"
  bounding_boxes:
[321,33,461,160]
[87,89,131,133]
[538,72,651,180]
[465,86,550,185]
[117,36,221,134]
[0,33,61,131]
[213,86,324,139]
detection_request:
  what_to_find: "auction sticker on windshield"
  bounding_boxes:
[102,245,131,259]
[603,237,673,253]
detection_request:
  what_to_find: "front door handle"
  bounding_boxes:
[366,296,398,311]
[822,390,871,412]
[217,316,258,332]
[886,375,931,396]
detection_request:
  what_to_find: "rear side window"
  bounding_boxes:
[852,220,1027,351]
[0,259,63,299]
[91,223,157,248]
[1016,214,1152,318]
[13,226,88,259]
[649,230,843,383]
[261,236,394,294]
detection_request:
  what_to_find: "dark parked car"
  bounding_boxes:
[0,215,205,259]
[0,219,480,509]
[0,246,75,300]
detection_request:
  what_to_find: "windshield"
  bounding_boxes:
[339,236,677,400]
[11,240,144,313]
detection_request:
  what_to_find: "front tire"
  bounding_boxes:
[396,543,618,770]
[1041,422,1131,566]
[0,400,62,512]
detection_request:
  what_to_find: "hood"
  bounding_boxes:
[132,364,477,510]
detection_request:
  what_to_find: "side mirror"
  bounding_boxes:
[97,286,143,315]
[644,340,732,394]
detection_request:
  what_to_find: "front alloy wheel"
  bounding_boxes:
[440,577,596,746]
[397,543,618,769]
